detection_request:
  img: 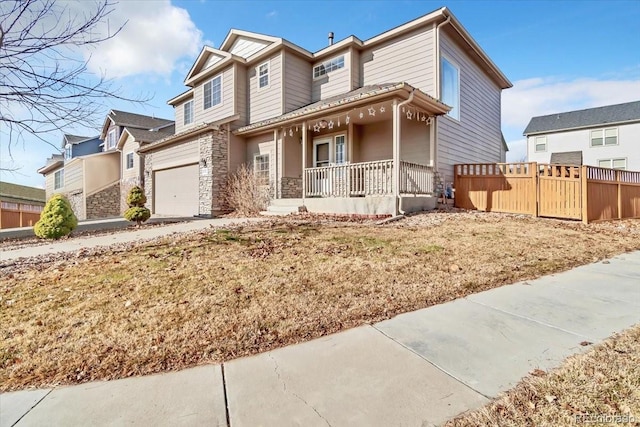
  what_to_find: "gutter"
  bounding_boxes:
[434,14,451,100]
[394,89,415,216]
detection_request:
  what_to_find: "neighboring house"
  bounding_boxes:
[0,182,46,229]
[37,111,174,220]
[524,100,640,171]
[140,6,511,216]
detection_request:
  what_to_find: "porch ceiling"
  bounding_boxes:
[234,83,450,137]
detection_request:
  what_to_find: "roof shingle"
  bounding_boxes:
[524,100,640,135]
[0,182,46,204]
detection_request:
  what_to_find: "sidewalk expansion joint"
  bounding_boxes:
[11,388,54,427]
[464,297,595,343]
[369,325,493,401]
[221,364,231,427]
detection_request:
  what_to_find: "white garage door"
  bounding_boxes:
[154,164,199,216]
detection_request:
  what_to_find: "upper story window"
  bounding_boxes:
[126,152,134,169]
[441,57,460,120]
[204,75,222,109]
[258,62,269,88]
[598,158,626,170]
[64,144,72,160]
[184,100,193,125]
[107,129,117,150]
[590,128,617,147]
[534,136,547,152]
[313,55,345,78]
[54,169,64,190]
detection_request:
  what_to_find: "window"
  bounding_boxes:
[183,100,193,125]
[254,154,269,185]
[591,128,617,147]
[126,152,134,169]
[598,158,626,170]
[54,169,64,190]
[258,62,269,88]
[441,57,460,120]
[64,144,72,160]
[534,136,547,152]
[107,129,117,150]
[335,135,346,164]
[313,55,345,78]
[204,75,222,109]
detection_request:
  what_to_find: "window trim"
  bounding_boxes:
[590,127,618,147]
[203,74,223,110]
[253,153,270,185]
[534,136,547,153]
[125,152,134,170]
[313,55,345,79]
[183,100,194,125]
[598,158,627,170]
[54,169,64,190]
[313,133,348,167]
[64,144,72,160]
[440,55,460,121]
[107,129,117,150]
[258,61,270,89]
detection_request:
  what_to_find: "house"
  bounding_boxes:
[524,100,640,171]
[0,181,46,229]
[38,111,174,220]
[140,6,511,217]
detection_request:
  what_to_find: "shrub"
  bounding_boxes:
[123,186,150,226]
[34,194,78,239]
[223,164,271,216]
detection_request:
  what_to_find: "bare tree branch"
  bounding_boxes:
[0,0,150,159]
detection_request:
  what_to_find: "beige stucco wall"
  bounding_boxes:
[84,152,120,194]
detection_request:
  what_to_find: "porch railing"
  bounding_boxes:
[304,160,434,197]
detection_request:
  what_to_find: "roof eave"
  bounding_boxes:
[37,160,64,175]
[523,117,640,136]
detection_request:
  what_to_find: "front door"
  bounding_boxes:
[314,138,331,167]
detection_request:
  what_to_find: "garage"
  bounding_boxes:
[153,164,199,216]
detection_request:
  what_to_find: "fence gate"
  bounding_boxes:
[537,164,582,220]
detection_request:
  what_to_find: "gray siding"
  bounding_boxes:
[246,133,276,186]
[194,66,235,125]
[64,160,83,192]
[436,29,502,185]
[230,36,270,58]
[361,25,436,96]
[283,52,312,113]
[235,65,248,127]
[248,53,282,123]
[151,140,200,171]
[312,49,352,102]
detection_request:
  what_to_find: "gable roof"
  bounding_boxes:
[37,154,64,175]
[550,151,583,166]
[524,100,640,135]
[64,134,90,144]
[0,181,46,204]
[102,110,174,138]
[117,125,176,150]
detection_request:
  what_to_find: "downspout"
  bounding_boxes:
[394,89,415,216]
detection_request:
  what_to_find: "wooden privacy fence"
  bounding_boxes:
[454,162,640,223]
[0,202,43,229]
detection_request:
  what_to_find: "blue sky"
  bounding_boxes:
[2,0,639,187]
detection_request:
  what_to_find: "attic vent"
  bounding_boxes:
[328,31,334,46]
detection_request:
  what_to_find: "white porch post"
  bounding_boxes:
[274,129,280,199]
[301,121,307,204]
[429,119,435,168]
[392,99,400,216]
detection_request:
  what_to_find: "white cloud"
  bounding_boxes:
[82,1,203,79]
[502,76,640,162]
[266,10,278,19]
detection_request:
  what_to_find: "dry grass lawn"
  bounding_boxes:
[446,324,640,426]
[2,212,639,391]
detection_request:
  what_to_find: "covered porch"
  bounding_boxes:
[236,83,450,216]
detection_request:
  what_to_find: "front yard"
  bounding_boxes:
[2,211,639,391]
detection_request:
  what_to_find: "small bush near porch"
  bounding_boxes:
[1,212,639,391]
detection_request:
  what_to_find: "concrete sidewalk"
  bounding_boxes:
[2,251,639,426]
[0,217,263,262]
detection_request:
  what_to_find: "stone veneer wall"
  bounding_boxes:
[280,177,302,198]
[199,126,230,216]
[143,152,154,212]
[86,182,120,219]
[66,190,85,221]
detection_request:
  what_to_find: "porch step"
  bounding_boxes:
[269,198,303,207]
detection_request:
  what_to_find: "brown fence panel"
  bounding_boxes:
[0,209,41,229]
[537,164,582,220]
[454,163,537,215]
